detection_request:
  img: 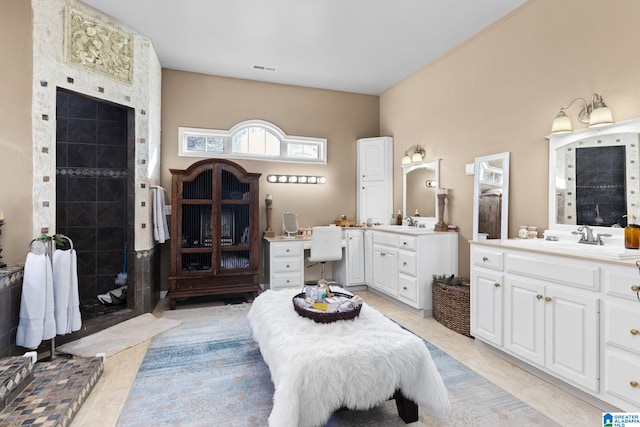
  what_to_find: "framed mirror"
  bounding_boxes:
[548,118,640,237]
[403,159,440,221]
[472,152,510,240]
[281,212,299,238]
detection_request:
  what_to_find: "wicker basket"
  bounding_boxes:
[293,292,362,323]
[432,278,472,338]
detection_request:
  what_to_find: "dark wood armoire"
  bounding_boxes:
[168,159,261,309]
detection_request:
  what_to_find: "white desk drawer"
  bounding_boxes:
[398,274,418,304]
[604,301,640,355]
[373,232,398,247]
[398,236,417,251]
[398,251,417,276]
[273,257,301,273]
[604,264,640,302]
[271,272,303,289]
[273,242,304,257]
[604,349,640,409]
[471,247,503,271]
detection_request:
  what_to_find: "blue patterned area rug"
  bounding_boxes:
[116,303,559,427]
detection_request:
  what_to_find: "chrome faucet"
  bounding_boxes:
[572,224,611,245]
[406,216,417,227]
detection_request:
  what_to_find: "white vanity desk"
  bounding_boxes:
[470,238,640,412]
[264,225,458,317]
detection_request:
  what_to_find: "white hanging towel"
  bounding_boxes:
[153,186,170,243]
[52,248,82,335]
[16,251,56,349]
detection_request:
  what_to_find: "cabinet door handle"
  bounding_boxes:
[286,279,290,283]
[362,187,365,190]
[286,264,290,268]
[545,296,552,302]
[631,381,639,388]
[349,237,353,240]
[536,294,543,300]
[632,285,640,292]
[362,174,365,178]
[403,242,408,246]
[380,252,386,257]
[403,286,408,290]
[403,262,408,266]
[631,329,639,336]
[494,283,500,288]
[482,257,488,262]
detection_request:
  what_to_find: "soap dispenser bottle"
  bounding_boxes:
[396,209,403,225]
[625,214,640,249]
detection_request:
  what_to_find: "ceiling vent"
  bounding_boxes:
[252,64,277,72]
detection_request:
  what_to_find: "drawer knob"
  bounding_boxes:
[536,294,543,300]
[286,280,290,283]
[403,241,408,246]
[403,286,408,290]
[631,381,639,388]
[482,256,488,262]
[286,264,290,268]
[494,283,500,288]
[631,329,639,336]
[632,285,640,292]
[380,253,386,257]
[403,262,408,266]
[286,249,290,253]
[545,296,552,302]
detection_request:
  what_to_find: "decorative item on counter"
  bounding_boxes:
[366,218,372,227]
[447,225,458,232]
[434,188,448,232]
[527,226,538,239]
[264,194,275,237]
[414,209,420,217]
[396,209,403,225]
[624,214,640,249]
[518,226,528,239]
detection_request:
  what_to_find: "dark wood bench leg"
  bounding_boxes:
[393,391,418,423]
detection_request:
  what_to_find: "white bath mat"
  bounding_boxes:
[56,313,182,358]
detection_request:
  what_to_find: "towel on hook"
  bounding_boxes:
[153,186,170,243]
[52,248,82,335]
[16,251,56,349]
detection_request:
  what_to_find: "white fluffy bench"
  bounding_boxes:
[247,288,451,427]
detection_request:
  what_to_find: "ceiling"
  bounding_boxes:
[81,0,527,95]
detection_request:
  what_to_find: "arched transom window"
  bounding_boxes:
[178,120,327,164]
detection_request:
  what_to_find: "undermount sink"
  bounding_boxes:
[501,238,640,260]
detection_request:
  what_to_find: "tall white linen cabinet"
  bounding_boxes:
[357,137,393,225]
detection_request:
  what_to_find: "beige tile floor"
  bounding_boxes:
[71,290,604,426]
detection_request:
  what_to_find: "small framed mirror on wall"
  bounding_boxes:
[472,152,510,240]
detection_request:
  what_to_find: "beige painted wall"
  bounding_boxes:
[161,70,380,283]
[381,0,640,277]
[0,1,33,265]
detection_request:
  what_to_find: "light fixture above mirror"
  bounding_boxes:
[551,93,614,134]
[401,145,426,165]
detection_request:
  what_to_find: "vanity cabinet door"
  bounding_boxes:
[372,244,398,296]
[545,287,599,392]
[504,276,545,366]
[471,267,504,346]
[504,275,600,392]
[357,137,392,225]
[345,230,365,285]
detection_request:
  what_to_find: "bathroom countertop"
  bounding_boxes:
[470,238,640,265]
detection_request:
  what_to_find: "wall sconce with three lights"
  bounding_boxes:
[266,175,326,184]
[550,93,614,134]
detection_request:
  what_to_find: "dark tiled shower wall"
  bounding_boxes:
[55,89,131,302]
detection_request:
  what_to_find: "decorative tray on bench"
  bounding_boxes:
[292,292,362,324]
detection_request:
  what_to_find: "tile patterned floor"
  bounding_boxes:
[71,290,605,426]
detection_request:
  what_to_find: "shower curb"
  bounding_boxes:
[0,355,103,426]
